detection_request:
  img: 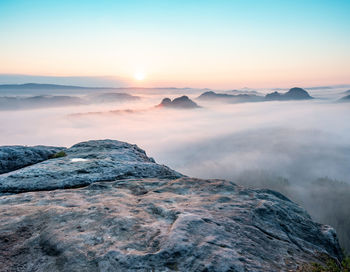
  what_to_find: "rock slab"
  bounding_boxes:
[0,145,64,174]
[0,140,182,193]
[0,140,343,271]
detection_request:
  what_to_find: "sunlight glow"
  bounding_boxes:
[134,72,146,81]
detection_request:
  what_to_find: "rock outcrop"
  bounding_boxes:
[0,140,181,193]
[0,145,65,174]
[265,87,313,101]
[157,96,200,109]
[0,140,343,271]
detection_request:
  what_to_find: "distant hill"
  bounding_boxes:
[0,83,210,96]
[0,92,140,110]
[265,87,313,101]
[197,88,313,104]
[197,91,264,103]
[339,94,350,102]
[0,83,112,95]
[157,96,200,109]
[87,92,140,103]
[0,83,97,90]
[0,95,84,110]
[228,89,262,95]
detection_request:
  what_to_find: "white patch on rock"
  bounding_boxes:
[70,158,88,162]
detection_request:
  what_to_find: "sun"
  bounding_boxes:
[134,72,145,81]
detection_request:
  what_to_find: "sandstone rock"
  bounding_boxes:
[0,145,64,174]
[0,140,182,193]
[0,177,342,271]
[0,140,343,271]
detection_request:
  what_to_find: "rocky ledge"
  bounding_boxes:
[0,140,181,194]
[0,145,64,175]
[0,140,343,271]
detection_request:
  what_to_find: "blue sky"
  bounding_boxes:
[0,0,349,88]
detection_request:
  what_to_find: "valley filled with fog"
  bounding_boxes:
[1,84,350,250]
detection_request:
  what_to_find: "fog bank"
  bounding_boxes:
[0,86,349,249]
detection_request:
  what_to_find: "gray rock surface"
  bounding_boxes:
[0,145,64,174]
[0,140,182,193]
[0,177,342,271]
[0,140,343,271]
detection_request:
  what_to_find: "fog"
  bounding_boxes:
[0,86,350,250]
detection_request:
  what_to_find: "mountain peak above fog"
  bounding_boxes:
[196,87,313,104]
[158,95,200,109]
[265,87,313,101]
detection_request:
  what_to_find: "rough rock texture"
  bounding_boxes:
[0,140,343,271]
[158,96,200,109]
[0,178,342,272]
[0,140,181,193]
[0,145,65,174]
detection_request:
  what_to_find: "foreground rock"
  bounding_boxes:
[0,140,343,271]
[157,96,200,109]
[0,140,181,193]
[0,145,64,174]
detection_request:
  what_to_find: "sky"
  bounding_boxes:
[0,0,349,88]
